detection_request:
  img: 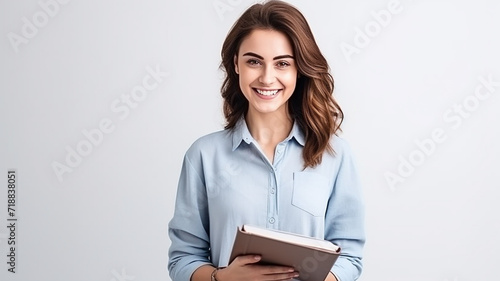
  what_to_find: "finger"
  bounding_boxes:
[262,271,300,280]
[247,264,297,279]
[260,265,296,275]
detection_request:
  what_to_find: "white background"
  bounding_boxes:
[1,0,499,280]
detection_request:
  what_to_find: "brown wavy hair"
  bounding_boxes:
[220,0,343,168]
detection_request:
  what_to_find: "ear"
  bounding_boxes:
[234,55,239,74]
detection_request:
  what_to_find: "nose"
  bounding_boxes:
[258,65,276,85]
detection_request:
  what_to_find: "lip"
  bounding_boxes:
[252,88,282,100]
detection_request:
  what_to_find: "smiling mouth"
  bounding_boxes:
[254,88,281,96]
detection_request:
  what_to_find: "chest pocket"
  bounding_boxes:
[292,172,332,217]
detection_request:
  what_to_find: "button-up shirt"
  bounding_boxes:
[168,118,365,281]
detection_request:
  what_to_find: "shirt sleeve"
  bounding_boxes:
[168,153,212,281]
[326,140,366,281]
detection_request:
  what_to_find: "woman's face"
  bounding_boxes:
[234,29,298,118]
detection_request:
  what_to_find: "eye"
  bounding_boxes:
[246,59,261,66]
[276,61,291,68]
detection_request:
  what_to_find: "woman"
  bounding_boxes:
[168,1,365,280]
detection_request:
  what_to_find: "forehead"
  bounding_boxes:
[238,29,293,57]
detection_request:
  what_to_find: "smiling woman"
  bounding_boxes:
[233,29,298,161]
[168,1,365,281]
[235,30,297,113]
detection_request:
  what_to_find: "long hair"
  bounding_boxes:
[220,0,343,168]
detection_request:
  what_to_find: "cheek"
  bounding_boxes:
[281,72,298,88]
[238,71,253,96]
[239,69,258,86]
[238,72,247,88]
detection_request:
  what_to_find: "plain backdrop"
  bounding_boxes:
[1,0,499,280]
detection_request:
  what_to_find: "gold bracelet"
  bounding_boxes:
[210,267,226,281]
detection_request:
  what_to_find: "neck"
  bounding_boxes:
[245,109,293,146]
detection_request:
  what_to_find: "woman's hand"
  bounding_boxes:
[216,255,300,281]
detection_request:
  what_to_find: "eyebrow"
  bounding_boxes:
[242,52,294,60]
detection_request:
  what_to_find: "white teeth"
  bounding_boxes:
[256,89,279,96]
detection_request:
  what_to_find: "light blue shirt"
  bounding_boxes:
[168,118,365,281]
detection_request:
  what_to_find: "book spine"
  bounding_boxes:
[230,228,251,263]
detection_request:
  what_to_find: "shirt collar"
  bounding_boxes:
[231,117,253,151]
[231,117,305,151]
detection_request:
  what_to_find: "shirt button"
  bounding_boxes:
[270,188,275,194]
[269,217,275,224]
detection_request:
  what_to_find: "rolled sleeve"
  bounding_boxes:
[326,140,365,281]
[168,154,211,281]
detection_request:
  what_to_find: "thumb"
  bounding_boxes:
[232,255,262,266]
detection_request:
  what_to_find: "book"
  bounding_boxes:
[229,225,341,281]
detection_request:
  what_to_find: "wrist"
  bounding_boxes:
[325,272,339,281]
[210,266,226,281]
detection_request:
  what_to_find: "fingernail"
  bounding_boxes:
[254,255,261,260]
